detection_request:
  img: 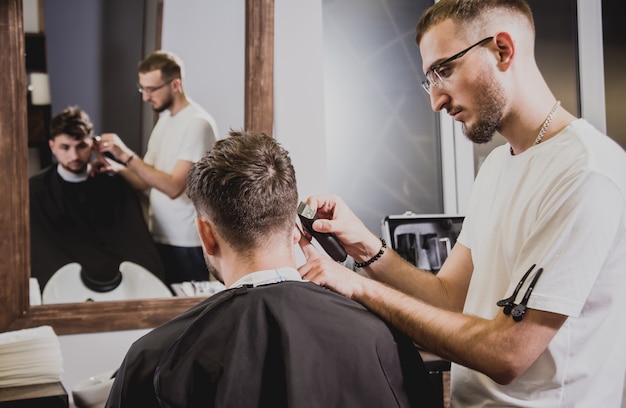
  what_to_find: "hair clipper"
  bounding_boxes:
[92,135,118,163]
[298,201,347,262]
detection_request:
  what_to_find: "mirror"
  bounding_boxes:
[0,0,274,334]
[25,0,169,303]
[26,0,240,302]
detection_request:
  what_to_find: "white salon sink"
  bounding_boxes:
[41,261,172,304]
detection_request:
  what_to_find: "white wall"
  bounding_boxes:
[59,329,149,401]
[273,0,328,200]
[161,0,245,140]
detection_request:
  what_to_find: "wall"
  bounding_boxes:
[160,0,245,141]
[273,0,329,200]
[44,0,145,153]
[37,0,244,159]
[59,329,150,403]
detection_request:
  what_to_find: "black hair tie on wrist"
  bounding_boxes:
[354,238,386,268]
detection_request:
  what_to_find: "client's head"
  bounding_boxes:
[187,130,299,283]
[48,106,94,174]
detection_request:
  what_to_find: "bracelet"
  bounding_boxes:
[354,238,386,268]
[124,155,135,166]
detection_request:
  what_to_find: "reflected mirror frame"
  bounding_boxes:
[0,0,274,335]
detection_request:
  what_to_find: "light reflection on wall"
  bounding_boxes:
[322,0,441,234]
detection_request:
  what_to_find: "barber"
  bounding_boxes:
[96,50,219,285]
[298,0,626,406]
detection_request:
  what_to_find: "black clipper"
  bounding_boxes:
[297,201,347,262]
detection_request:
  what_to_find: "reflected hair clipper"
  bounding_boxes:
[297,201,347,262]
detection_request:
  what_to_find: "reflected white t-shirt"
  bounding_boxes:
[144,101,218,246]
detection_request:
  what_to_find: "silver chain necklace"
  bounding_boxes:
[511,100,561,155]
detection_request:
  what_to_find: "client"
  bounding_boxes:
[105,131,436,407]
[29,106,165,291]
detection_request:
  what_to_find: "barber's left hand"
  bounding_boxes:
[90,156,125,176]
[297,232,366,300]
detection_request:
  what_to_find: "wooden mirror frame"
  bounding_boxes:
[0,0,274,335]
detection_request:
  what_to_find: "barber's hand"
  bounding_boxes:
[90,156,125,176]
[90,155,110,176]
[95,133,134,164]
[303,194,382,264]
[297,231,366,299]
[90,146,110,175]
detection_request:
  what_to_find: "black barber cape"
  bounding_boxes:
[106,281,436,408]
[29,165,166,290]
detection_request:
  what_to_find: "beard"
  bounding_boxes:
[460,73,506,144]
[61,160,88,175]
[203,251,224,284]
[153,95,173,113]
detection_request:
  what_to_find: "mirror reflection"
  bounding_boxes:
[29,105,175,304]
[25,0,243,305]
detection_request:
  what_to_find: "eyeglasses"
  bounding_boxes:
[421,36,493,95]
[137,78,174,95]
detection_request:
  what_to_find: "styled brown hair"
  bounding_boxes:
[186,130,299,252]
[415,0,534,44]
[49,105,93,140]
[138,50,183,81]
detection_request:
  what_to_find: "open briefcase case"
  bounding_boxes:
[381,212,464,274]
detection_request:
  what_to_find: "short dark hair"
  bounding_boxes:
[186,130,299,252]
[138,50,183,81]
[49,106,93,140]
[415,0,534,44]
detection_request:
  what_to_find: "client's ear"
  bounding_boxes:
[196,217,217,255]
[292,224,302,245]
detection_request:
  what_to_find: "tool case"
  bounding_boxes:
[381,212,464,273]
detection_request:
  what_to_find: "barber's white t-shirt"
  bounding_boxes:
[454,119,626,407]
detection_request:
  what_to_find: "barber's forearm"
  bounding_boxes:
[353,279,529,384]
[118,167,150,191]
[353,278,471,359]
[359,248,455,309]
[126,157,186,198]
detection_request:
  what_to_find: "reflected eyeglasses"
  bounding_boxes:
[421,36,493,95]
[137,78,174,94]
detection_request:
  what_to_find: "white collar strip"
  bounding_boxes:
[56,164,90,183]
[229,267,303,289]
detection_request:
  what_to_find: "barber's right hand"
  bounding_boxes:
[302,194,382,264]
[96,133,134,164]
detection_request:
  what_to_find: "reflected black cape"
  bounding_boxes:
[29,165,165,290]
[106,282,437,408]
